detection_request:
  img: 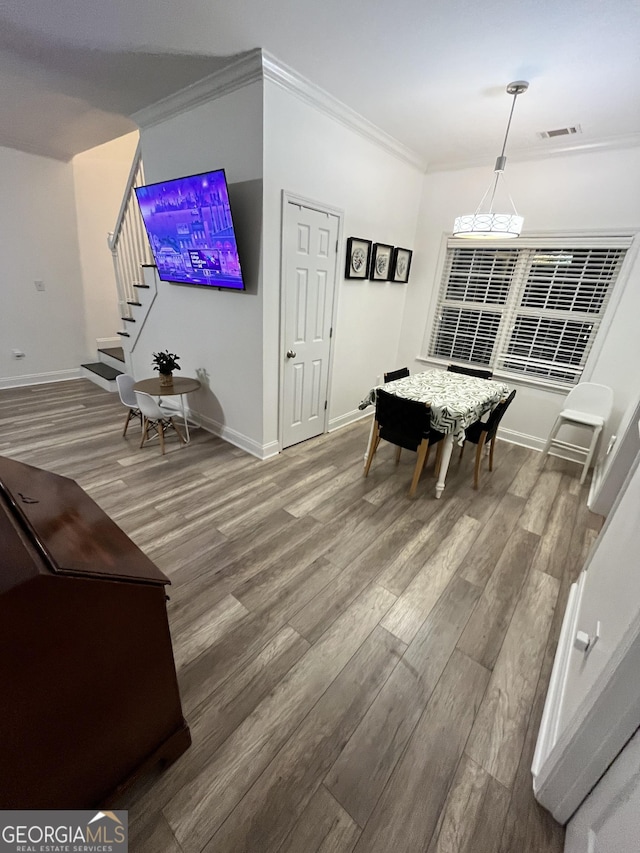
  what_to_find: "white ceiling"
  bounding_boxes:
[1,0,640,167]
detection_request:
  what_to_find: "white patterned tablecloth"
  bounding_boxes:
[361,369,511,445]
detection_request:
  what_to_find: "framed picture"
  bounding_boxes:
[369,243,394,281]
[390,247,413,283]
[345,237,372,279]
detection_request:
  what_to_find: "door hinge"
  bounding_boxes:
[324,400,328,410]
[336,240,339,253]
[329,327,333,338]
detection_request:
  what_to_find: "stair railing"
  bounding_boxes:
[107,140,153,321]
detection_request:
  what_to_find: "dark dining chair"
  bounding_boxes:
[364,389,432,497]
[384,367,410,383]
[447,364,494,380]
[461,390,517,488]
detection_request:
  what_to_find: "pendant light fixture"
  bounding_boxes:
[453,80,529,239]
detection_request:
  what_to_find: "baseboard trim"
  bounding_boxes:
[0,368,82,390]
[324,419,583,465]
[328,408,373,432]
[498,427,545,451]
[532,576,582,782]
[96,336,122,348]
[499,427,591,465]
[194,411,280,460]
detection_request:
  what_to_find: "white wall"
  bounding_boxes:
[134,74,640,460]
[72,131,139,354]
[0,146,86,387]
[566,727,640,852]
[135,82,265,455]
[263,80,424,447]
[399,147,640,449]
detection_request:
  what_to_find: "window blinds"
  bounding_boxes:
[428,241,628,384]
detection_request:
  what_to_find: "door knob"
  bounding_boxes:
[286,350,297,359]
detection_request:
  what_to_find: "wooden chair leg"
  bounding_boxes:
[140,417,149,448]
[473,432,487,489]
[424,445,431,469]
[409,438,430,497]
[158,422,166,455]
[395,446,402,465]
[123,410,132,437]
[459,441,466,460]
[489,436,496,472]
[364,424,380,478]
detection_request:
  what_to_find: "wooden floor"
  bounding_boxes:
[0,379,603,853]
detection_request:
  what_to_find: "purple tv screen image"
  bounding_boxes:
[135,169,245,290]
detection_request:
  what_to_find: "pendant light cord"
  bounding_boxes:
[454,80,528,236]
[486,88,521,213]
[499,91,519,160]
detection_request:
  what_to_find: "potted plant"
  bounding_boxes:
[152,350,181,388]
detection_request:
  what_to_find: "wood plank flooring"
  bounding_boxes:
[0,379,604,853]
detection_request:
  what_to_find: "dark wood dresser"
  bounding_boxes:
[0,455,190,808]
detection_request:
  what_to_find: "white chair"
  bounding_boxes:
[135,391,186,455]
[542,382,614,484]
[116,374,141,437]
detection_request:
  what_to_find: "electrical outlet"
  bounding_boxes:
[12,350,25,359]
[34,280,45,292]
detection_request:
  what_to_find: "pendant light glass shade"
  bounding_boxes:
[452,212,524,238]
[453,81,528,239]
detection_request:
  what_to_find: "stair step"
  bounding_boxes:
[127,301,142,307]
[121,316,136,323]
[118,330,130,337]
[81,362,123,381]
[97,346,125,363]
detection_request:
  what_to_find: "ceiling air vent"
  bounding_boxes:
[538,125,582,139]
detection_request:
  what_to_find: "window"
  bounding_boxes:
[427,238,630,384]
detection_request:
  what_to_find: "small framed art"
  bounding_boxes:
[369,243,394,281]
[390,247,413,283]
[345,237,372,279]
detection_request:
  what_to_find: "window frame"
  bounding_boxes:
[419,231,637,391]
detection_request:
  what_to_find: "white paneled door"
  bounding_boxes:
[282,200,339,449]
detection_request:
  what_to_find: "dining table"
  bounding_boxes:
[360,369,511,498]
[133,376,201,444]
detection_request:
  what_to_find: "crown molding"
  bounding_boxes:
[130,47,427,171]
[131,49,264,130]
[426,131,640,173]
[262,51,426,172]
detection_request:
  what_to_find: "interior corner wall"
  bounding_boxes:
[135,81,265,455]
[398,146,640,449]
[263,80,425,446]
[0,146,86,387]
[72,131,140,356]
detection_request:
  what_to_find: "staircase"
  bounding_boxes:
[81,346,125,391]
[83,140,157,391]
[107,139,154,323]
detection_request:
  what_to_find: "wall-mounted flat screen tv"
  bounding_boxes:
[135,169,245,290]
